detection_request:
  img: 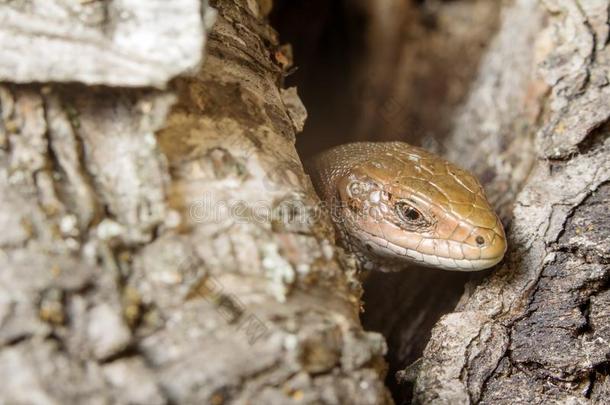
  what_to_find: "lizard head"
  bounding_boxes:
[333,148,506,271]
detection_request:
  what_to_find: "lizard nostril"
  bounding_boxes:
[475,236,485,246]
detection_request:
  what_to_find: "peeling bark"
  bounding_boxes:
[0,0,209,88]
[2,0,608,404]
[413,1,610,403]
[0,0,391,404]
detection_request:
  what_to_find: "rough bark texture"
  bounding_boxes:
[2,0,609,404]
[0,1,391,404]
[413,0,610,403]
[0,0,208,88]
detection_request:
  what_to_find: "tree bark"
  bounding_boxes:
[1,0,609,404]
[0,1,391,404]
[412,1,610,403]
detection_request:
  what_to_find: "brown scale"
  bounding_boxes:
[308,141,507,272]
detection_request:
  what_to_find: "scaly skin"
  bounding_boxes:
[308,142,506,272]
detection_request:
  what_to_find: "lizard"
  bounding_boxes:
[307,142,506,272]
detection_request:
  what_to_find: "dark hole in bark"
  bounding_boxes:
[271,1,501,403]
[271,0,366,157]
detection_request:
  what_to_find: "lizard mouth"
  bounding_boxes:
[351,227,505,271]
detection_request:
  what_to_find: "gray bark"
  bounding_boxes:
[0,0,208,88]
[0,1,391,404]
[413,0,610,403]
[1,0,608,404]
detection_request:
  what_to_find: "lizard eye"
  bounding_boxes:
[395,201,423,223]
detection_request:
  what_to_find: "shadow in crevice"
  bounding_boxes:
[361,268,474,404]
[271,1,503,403]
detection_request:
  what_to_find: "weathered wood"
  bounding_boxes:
[2,0,608,403]
[0,0,392,404]
[413,0,610,403]
[0,0,210,88]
